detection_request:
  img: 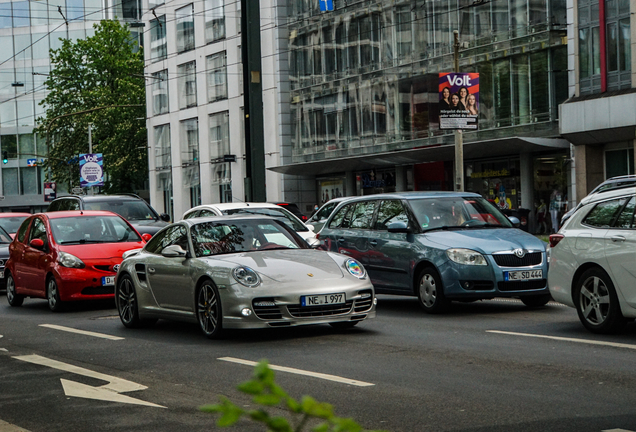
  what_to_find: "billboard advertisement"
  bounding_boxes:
[44,182,56,202]
[438,73,479,130]
[79,153,104,188]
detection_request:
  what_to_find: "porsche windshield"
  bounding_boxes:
[408,197,512,231]
[190,220,304,257]
[50,216,142,244]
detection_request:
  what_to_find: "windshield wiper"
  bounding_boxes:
[462,223,510,229]
[422,225,463,233]
[59,239,107,244]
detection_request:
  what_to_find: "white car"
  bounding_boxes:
[182,203,316,242]
[548,186,636,334]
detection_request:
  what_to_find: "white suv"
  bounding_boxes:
[181,203,316,242]
[548,186,636,333]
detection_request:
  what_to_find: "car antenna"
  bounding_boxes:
[232,196,248,206]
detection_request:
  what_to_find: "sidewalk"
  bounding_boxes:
[0,420,30,432]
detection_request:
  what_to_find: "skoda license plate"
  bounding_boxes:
[101,276,115,286]
[301,293,345,307]
[0,271,4,279]
[504,270,542,281]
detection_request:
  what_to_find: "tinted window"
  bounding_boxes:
[376,200,409,230]
[0,216,28,234]
[199,209,216,217]
[349,201,376,229]
[67,199,81,210]
[328,203,354,229]
[28,218,47,243]
[47,200,61,211]
[311,202,337,223]
[49,216,142,244]
[583,198,625,228]
[144,225,188,254]
[183,211,199,219]
[84,200,157,221]
[16,218,30,242]
[615,197,636,228]
[190,219,302,257]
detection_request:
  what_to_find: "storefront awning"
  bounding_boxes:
[268,137,570,176]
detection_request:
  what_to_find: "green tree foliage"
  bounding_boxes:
[34,20,147,192]
[201,360,389,432]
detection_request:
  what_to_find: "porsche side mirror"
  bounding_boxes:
[29,238,45,249]
[162,244,188,258]
[306,237,323,249]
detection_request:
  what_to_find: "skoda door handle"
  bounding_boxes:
[147,267,156,273]
[369,240,378,247]
[610,235,626,242]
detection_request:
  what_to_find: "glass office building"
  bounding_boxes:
[273,0,572,232]
[0,0,143,212]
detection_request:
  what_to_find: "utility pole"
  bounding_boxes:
[453,30,464,192]
[241,0,266,202]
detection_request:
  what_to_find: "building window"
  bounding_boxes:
[2,168,18,196]
[205,0,225,43]
[180,118,200,207]
[206,52,227,102]
[178,61,197,109]
[150,15,167,62]
[578,0,601,94]
[152,70,169,115]
[605,0,631,91]
[209,111,231,202]
[13,1,30,27]
[154,124,171,171]
[1,135,18,159]
[20,167,39,195]
[176,4,195,53]
[606,148,635,178]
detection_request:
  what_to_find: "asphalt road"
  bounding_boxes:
[2,294,636,432]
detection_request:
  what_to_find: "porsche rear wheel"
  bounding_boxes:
[117,274,142,328]
[6,273,23,307]
[196,280,223,339]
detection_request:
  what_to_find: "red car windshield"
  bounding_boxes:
[50,216,142,244]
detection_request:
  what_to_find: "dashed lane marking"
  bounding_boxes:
[218,357,374,387]
[0,419,31,432]
[487,330,636,350]
[39,324,124,341]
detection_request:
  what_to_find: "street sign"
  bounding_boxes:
[79,153,104,187]
[72,187,83,195]
[319,0,333,11]
[223,154,237,162]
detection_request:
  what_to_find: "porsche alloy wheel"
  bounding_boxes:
[117,275,140,328]
[197,281,223,339]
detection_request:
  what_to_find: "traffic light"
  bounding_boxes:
[2,151,7,164]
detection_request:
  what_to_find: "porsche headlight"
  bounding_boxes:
[446,248,488,266]
[233,266,261,287]
[57,251,85,269]
[345,259,366,279]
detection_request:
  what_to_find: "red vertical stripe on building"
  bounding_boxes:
[599,0,607,92]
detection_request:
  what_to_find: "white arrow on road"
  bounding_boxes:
[14,354,165,408]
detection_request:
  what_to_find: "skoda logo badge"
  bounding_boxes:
[513,249,526,258]
[113,264,120,272]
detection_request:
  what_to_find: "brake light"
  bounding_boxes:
[549,234,564,248]
[316,233,321,240]
[301,215,308,221]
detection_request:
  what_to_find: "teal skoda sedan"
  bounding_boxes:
[317,192,549,313]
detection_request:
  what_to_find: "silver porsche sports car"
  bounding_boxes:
[115,215,376,338]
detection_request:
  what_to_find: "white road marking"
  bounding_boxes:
[13,355,164,408]
[0,419,31,431]
[218,357,374,387]
[0,349,7,352]
[39,324,124,340]
[603,429,635,432]
[488,330,636,350]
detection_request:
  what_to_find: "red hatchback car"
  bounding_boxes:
[5,211,150,311]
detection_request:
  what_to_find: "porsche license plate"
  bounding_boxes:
[504,270,543,281]
[101,276,115,286]
[301,293,345,307]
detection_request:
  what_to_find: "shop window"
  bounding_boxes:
[606,148,634,178]
[2,168,18,195]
